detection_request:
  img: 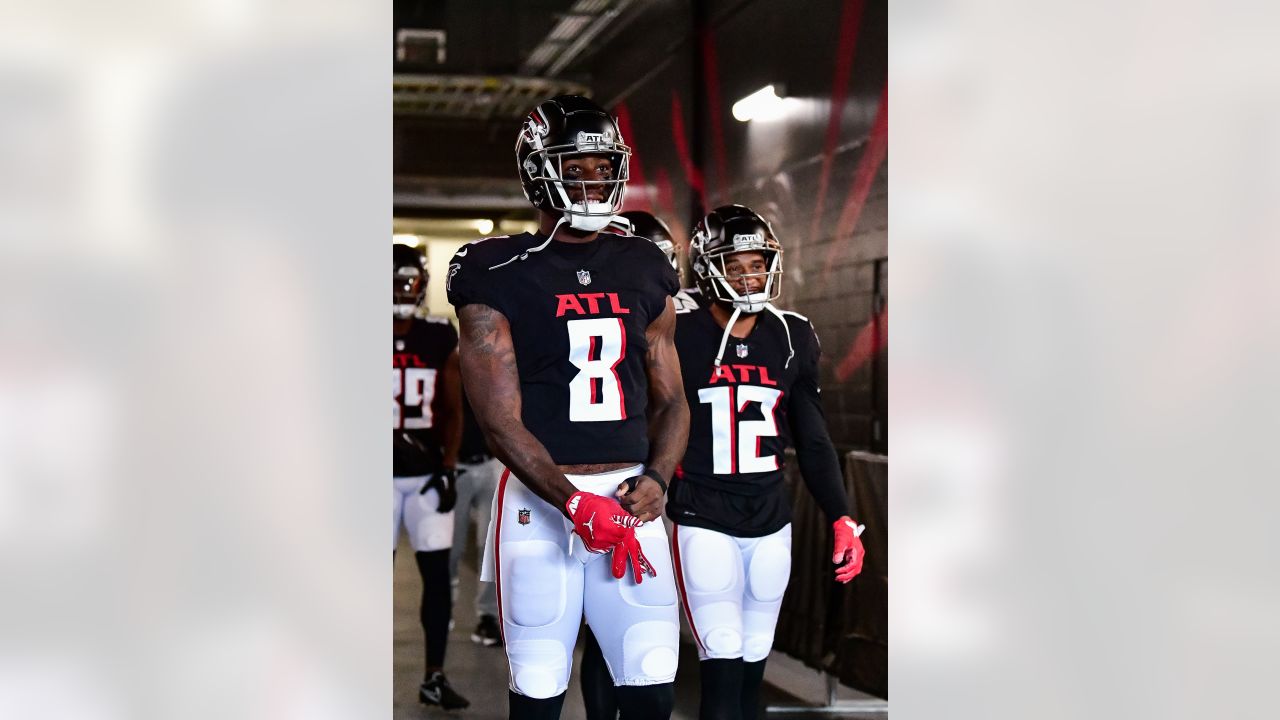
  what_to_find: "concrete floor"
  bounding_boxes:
[394,534,887,719]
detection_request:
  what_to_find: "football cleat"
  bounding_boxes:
[471,614,502,647]
[419,671,470,710]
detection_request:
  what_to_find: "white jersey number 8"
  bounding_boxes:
[567,318,627,422]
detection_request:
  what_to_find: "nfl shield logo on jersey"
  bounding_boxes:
[736,343,749,358]
[518,508,531,525]
[577,269,592,286]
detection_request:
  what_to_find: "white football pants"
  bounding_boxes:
[393,475,455,552]
[671,523,793,662]
[481,464,680,698]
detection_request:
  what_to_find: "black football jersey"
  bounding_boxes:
[666,304,830,537]
[393,316,458,477]
[446,232,679,465]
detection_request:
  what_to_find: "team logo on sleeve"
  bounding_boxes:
[576,269,592,286]
[446,263,461,291]
[517,508,531,525]
[736,343,749,358]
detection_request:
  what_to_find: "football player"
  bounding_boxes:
[392,242,470,710]
[446,96,690,720]
[668,205,867,720]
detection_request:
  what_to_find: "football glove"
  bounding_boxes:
[832,516,866,584]
[420,468,459,513]
[565,491,657,583]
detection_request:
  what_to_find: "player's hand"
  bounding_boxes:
[832,516,866,583]
[616,475,664,523]
[566,491,640,552]
[420,468,459,513]
[566,492,658,583]
[610,530,657,584]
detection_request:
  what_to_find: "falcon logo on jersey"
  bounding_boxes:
[446,263,461,292]
[736,343,749,358]
[577,269,592,286]
[518,508,531,525]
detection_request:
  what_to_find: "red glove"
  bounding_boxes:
[832,516,866,583]
[565,492,657,583]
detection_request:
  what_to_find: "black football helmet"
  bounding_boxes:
[394,242,428,319]
[619,211,677,270]
[689,205,783,313]
[515,95,631,232]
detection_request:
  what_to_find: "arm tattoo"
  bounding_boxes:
[457,303,578,513]
[643,299,690,481]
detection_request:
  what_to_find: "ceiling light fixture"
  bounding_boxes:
[732,84,786,122]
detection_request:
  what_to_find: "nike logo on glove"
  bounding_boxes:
[583,512,596,540]
[844,518,866,537]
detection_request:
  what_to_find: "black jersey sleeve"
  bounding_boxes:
[786,316,850,523]
[634,237,680,320]
[445,239,510,316]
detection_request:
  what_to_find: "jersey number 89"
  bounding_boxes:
[567,318,627,422]
[394,367,438,429]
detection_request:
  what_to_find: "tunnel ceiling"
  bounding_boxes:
[393,0,689,216]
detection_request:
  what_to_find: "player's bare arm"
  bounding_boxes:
[457,302,579,515]
[618,298,689,522]
[437,348,463,468]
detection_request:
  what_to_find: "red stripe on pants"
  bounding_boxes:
[493,468,511,648]
[670,524,706,655]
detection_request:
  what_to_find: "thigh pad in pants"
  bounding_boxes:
[740,525,792,661]
[675,524,745,660]
[495,472,583,699]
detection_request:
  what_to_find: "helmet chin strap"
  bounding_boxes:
[711,298,795,370]
[763,302,795,369]
[712,305,743,368]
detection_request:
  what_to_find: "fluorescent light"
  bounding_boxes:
[393,233,421,247]
[474,219,494,235]
[732,84,786,122]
